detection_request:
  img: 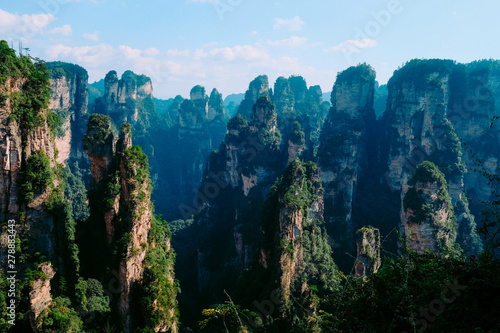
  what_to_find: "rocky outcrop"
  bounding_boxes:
[243,160,338,330]
[176,95,284,312]
[382,59,483,255]
[0,48,76,275]
[83,115,177,332]
[237,75,269,120]
[402,161,457,254]
[0,43,85,333]
[355,227,381,277]
[272,76,326,161]
[97,70,153,126]
[448,61,500,202]
[0,76,26,217]
[29,263,55,332]
[47,62,89,164]
[317,64,376,265]
[155,85,228,221]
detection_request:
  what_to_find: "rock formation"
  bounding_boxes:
[240,160,338,331]
[83,115,178,332]
[155,84,227,221]
[0,41,82,330]
[29,263,55,331]
[382,59,483,255]
[237,75,269,120]
[176,95,284,314]
[317,64,377,266]
[354,227,381,277]
[402,161,457,254]
[272,76,326,161]
[47,62,89,164]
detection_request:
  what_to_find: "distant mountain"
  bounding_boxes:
[224,92,244,117]
[88,78,104,104]
[322,91,331,104]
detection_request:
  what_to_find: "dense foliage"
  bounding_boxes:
[139,215,179,330]
[20,150,53,202]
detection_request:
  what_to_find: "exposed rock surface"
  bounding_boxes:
[317,64,376,265]
[177,95,284,313]
[382,59,483,255]
[240,160,338,331]
[29,263,55,332]
[355,227,381,277]
[84,115,177,332]
[47,62,89,164]
[272,76,326,161]
[402,161,457,253]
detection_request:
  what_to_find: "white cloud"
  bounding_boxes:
[82,31,99,41]
[273,16,304,31]
[46,43,116,68]
[268,36,307,48]
[326,39,378,52]
[44,41,318,99]
[209,45,269,62]
[166,49,190,57]
[119,45,142,59]
[0,9,55,37]
[143,47,160,57]
[48,24,72,36]
[250,31,258,36]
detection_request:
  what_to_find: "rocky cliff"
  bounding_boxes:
[0,41,82,331]
[47,62,89,165]
[237,75,269,120]
[83,114,178,332]
[354,227,381,277]
[272,75,326,161]
[382,59,483,255]
[239,160,338,332]
[154,84,228,221]
[175,95,284,317]
[448,61,500,203]
[29,263,55,331]
[317,64,377,266]
[402,161,457,253]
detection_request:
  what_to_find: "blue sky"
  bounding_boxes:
[1,0,499,99]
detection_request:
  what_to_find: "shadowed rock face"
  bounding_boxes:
[382,60,489,255]
[317,64,376,266]
[402,161,457,254]
[47,62,89,165]
[355,227,381,277]
[84,116,177,333]
[0,52,83,330]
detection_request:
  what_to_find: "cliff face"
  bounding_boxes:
[245,160,338,331]
[355,227,381,277]
[97,70,153,126]
[402,161,457,253]
[268,75,329,174]
[0,60,62,264]
[47,62,89,164]
[83,115,177,333]
[382,59,483,255]
[176,95,284,312]
[0,43,84,331]
[155,85,228,221]
[272,76,326,161]
[448,61,500,202]
[237,75,269,120]
[317,64,376,265]
[29,263,55,331]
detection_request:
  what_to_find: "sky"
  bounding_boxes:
[0,0,499,99]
